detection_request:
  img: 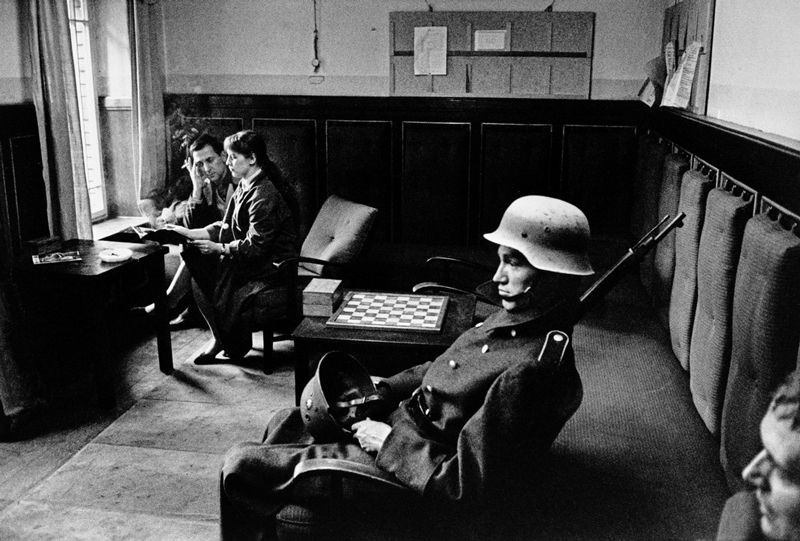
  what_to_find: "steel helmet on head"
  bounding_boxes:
[300,351,385,442]
[484,196,593,276]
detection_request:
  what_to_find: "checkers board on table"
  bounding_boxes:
[326,291,449,333]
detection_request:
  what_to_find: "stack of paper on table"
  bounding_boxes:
[302,278,343,317]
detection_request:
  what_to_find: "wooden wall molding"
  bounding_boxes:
[165,94,646,245]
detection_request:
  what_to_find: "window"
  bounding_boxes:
[67,0,107,220]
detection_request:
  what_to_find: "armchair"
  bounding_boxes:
[240,195,377,373]
[412,255,501,323]
[272,330,580,541]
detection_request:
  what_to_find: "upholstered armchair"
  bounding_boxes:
[240,195,378,373]
[412,255,501,323]
[271,330,582,541]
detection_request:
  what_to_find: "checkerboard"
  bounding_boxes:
[326,291,449,333]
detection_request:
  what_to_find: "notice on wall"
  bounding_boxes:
[414,26,448,76]
[662,41,702,109]
[664,42,676,81]
[474,29,507,51]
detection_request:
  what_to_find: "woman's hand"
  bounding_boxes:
[351,418,391,454]
[187,239,223,255]
[165,224,212,241]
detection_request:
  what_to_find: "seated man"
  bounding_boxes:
[219,196,595,540]
[717,371,800,541]
[137,133,234,325]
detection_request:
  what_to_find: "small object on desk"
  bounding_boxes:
[31,250,82,265]
[98,247,133,263]
[326,291,449,333]
[303,278,343,317]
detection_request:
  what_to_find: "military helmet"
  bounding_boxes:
[300,351,385,442]
[484,196,594,276]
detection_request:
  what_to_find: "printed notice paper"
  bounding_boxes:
[414,26,447,76]
[662,41,702,109]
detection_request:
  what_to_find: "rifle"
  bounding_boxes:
[564,212,686,323]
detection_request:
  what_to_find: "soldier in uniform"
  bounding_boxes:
[219,196,594,540]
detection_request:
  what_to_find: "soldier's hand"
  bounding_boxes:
[352,418,391,454]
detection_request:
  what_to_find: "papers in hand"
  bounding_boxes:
[32,251,82,265]
[132,225,190,245]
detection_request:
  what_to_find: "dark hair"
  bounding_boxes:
[770,371,800,430]
[224,130,268,167]
[188,133,224,161]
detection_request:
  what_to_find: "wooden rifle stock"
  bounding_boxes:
[564,212,686,323]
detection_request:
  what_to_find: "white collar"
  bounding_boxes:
[239,167,262,191]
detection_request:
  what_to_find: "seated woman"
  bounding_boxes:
[219,196,595,540]
[167,130,298,364]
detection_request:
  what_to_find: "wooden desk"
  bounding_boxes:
[19,239,172,407]
[291,293,476,405]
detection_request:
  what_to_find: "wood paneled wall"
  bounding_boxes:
[165,95,646,245]
[0,104,49,278]
[652,110,800,218]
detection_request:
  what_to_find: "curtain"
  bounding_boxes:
[129,0,167,203]
[25,0,92,241]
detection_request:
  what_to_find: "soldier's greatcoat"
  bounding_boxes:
[220,299,583,538]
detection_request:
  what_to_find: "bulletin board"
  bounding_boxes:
[390,11,595,99]
[662,0,715,114]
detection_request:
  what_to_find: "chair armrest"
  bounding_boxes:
[425,256,494,274]
[291,458,409,492]
[412,281,498,307]
[274,256,351,272]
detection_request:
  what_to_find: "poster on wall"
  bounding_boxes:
[414,26,448,75]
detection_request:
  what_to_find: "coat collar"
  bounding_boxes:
[481,297,576,334]
[235,169,268,196]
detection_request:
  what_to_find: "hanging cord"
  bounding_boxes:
[312,0,320,72]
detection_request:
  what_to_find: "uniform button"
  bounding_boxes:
[222,223,230,229]
[510,329,517,338]
[448,359,459,369]
[475,322,484,328]
[481,344,489,354]
[426,385,433,393]
[424,408,431,416]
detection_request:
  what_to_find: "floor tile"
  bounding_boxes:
[145,362,295,406]
[0,410,115,500]
[0,500,218,541]
[24,443,220,518]
[94,398,283,454]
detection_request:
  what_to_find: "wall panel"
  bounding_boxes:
[561,125,638,235]
[0,105,48,278]
[252,119,317,238]
[400,122,471,244]
[480,123,552,235]
[325,120,393,241]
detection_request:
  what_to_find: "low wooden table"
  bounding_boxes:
[291,292,476,405]
[18,239,172,407]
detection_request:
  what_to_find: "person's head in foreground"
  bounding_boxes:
[223,130,268,180]
[483,195,593,313]
[743,371,800,541]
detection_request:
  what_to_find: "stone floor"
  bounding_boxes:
[0,322,296,541]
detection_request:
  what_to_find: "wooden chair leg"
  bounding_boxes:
[262,323,273,375]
